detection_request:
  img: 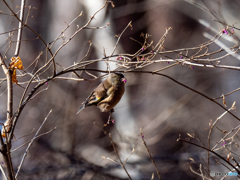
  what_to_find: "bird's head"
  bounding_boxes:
[109,73,127,85]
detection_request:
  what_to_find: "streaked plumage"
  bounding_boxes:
[77,73,127,114]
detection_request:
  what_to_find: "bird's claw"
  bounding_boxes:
[104,110,114,126]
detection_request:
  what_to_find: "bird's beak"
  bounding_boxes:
[121,78,127,83]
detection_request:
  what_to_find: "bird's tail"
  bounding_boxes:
[76,104,85,114]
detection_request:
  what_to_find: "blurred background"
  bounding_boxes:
[1,0,240,179]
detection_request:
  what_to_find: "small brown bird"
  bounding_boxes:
[77,73,127,114]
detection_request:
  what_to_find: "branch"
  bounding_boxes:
[207,102,235,172]
[14,0,25,56]
[11,126,56,153]
[93,122,132,180]
[7,0,111,142]
[177,137,240,174]
[0,53,14,180]
[140,128,162,180]
[15,109,52,178]
[0,163,8,180]
[2,0,56,74]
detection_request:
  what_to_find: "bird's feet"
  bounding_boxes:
[104,109,114,126]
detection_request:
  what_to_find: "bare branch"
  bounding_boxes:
[14,0,25,56]
[177,137,240,174]
[11,127,56,153]
[15,109,53,178]
[0,53,14,180]
[207,102,236,171]
[140,128,162,180]
[93,122,132,180]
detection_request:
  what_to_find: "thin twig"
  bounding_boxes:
[108,133,132,180]
[11,126,56,153]
[101,156,120,165]
[212,124,240,151]
[28,86,49,102]
[0,88,8,99]
[52,77,84,81]
[24,51,43,71]
[213,87,240,100]
[93,122,132,180]
[8,0,111,142]
[2,0,56,74]
[189,165,211,180]
[110,21,132,57]
[0,163,8,180]
[177,138,240,174]
[153,62,178,73]
[207,102,235,172]
[199,164,204,180]
[140,128,162,180]
[123,148,135,165]
[13,129,35,142]
[49,11,83,49]
[15,109,52,178]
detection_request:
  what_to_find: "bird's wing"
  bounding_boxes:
[77,90,99,114]
[97,86,116,104]
[84,83,108,106]
[97,85,124,109]
[76,104,85,114]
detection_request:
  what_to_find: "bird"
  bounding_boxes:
[77,73,127,114]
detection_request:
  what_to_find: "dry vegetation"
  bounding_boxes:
[0,0,240,179]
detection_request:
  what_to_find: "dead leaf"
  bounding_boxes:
[9,56,24,84]
[227,153,231,162]
[9,56,24,70]
[12,69,18,84]
[222,94,227,107]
